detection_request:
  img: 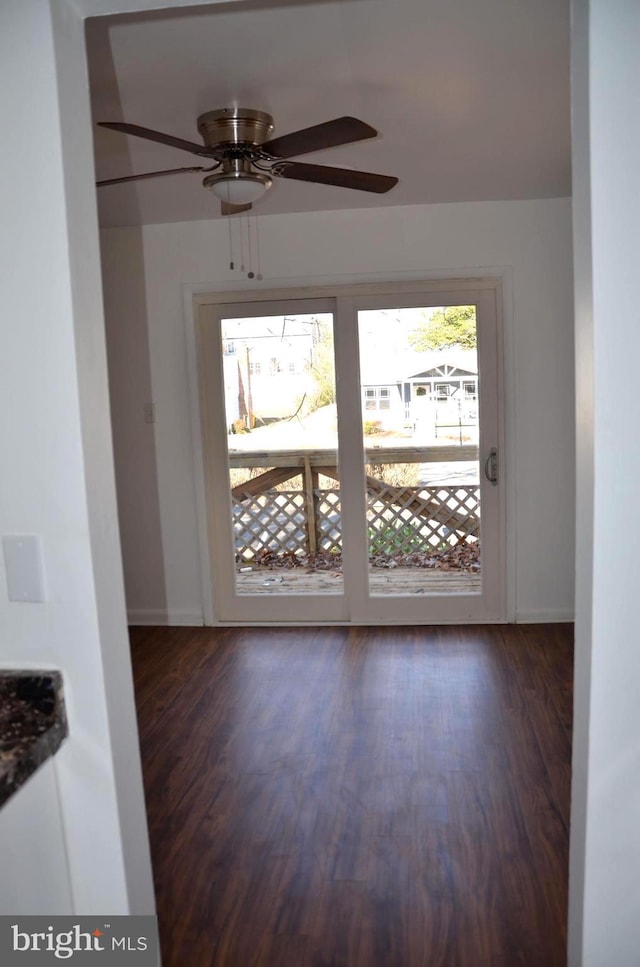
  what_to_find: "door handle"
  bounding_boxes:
[484,447,498,485]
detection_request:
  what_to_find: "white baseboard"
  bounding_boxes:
[515,609,575,624]
[128,608,573,627]
[127,609,204,627]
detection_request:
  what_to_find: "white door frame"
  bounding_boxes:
[186,275,508,624]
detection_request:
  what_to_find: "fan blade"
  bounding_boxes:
[97,166,207,187]
[221,200,253,216]
[272,161,398,193]
[98,121,215,158]
[260,116,377,159]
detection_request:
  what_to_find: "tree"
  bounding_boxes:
[306,318,336,411]
[408,305,477,351]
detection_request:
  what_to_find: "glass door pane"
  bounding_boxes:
[220,312,343,596]
[357,305,481,596]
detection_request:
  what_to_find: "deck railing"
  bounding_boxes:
[229,446,480,562]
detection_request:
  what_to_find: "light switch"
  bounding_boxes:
[2,536,46,603]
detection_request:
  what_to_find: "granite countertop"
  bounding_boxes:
[0,671,67,809]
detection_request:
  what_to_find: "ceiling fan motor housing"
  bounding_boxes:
[197,108,275,148]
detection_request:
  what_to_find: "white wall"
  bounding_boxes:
[101,196,575,624]
[0,763,73,914]
[567,0,593,960]
[0,0,154,915]
[569,1,640,964]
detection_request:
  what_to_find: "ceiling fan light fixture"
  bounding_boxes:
[203,170,272,205]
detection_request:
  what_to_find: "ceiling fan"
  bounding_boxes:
[96,107,398,215]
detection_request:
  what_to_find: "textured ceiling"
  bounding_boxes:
[88,0,571,227]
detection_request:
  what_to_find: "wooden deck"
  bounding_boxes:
[235,564,481,595]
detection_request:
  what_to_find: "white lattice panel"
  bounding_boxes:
[232,486,479,560]
[366,486,479,555]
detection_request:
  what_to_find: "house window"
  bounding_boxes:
[249,361,261,376]
[288,361,296,374]
[363,387,393,411]
[464,381,477,399]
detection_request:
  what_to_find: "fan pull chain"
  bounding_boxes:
[227,204,234,270]
[247,217,255,279]
[239,215,246,272]
[255,217,263,281]
[224,212,262,280]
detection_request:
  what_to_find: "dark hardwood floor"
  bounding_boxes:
[130,624,573,967]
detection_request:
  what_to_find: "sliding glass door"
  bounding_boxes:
[196,282,504,623]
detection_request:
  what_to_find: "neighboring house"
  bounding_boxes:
[406,348,478,402]
[222,317,318,423]
[360,348,478,428]
[360,354,406,425]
